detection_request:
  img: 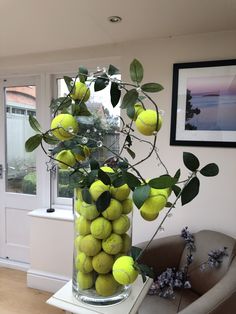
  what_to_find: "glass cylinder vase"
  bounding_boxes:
[72,186,133,305]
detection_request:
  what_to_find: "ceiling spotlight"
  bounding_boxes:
[108,16,122,23]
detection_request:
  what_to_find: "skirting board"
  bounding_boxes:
[0,257,29,272]
[27,268,71,293]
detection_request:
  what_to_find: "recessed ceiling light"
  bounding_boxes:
[108,16,122,23]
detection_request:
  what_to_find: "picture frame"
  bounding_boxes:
[170,59,236,147]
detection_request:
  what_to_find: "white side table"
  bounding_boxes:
[47,276,153,314]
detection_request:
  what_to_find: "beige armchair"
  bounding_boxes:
[137,230,236,314]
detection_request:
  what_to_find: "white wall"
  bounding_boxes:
[1,30,236,245]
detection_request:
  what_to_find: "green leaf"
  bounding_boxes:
[131,246,142,260]
[183,152,200,172]
[133,184,150,209]
[98,169,111,185]
[174,169,181,181]
[29,115,41,133]
[108,64,120,76]
[165,201,174,208]
[86,170,98,186]
[130,59,144,83]
[141,82,164,93]
[121,89,138,109]
[110,82,121,108]
[78,66,88,83]
[136,263,155,279]
[43,133,59,145]
[72,102,91,116]
[125,135,132,147]
[82,188,92,204]
[200,163,219,177]
[94,74,109,92]
[181,177,200,205]
[90,159,100,170]
[148,175,177,189]
[50,97,72,113]
[126,104,135,119]
[25,134,42,152]
[125,147,136,159]
[123,172,141,190]
[64,76,74,93]
[112,176,126,188]
[172,185,181,197]
[96,191,111,212]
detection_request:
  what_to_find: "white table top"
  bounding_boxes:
[47,276,153,314]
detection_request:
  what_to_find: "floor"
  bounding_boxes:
[0,267,65,314]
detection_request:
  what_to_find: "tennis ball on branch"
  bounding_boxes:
[76,252,93,273]
[100,166,115,173]
[55,150,76,169]
[112,256,138,285]
[135,109,162,136]
[80,235,102,257]
[77,271,94,290]
[102,233,123,255]
[92,251,114,274]
[95,274,119,297]
[89,180,110,202]
[102,198,122,221]
[90,217,112,239]
[112,215,130,235]
[111,184,130,201]
[75,145,90,161]
[80,202,100,221]
[139,192,167,221]
[51,113,78,141]
[121,198,133,215]
[133,103,145,121]
[75,216,91,236]
[70,81,90,102]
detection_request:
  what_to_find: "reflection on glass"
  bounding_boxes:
[5,86,37,194]
[56,76,121,198]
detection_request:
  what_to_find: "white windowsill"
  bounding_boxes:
[28,208,73,222]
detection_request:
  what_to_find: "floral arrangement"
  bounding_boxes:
[25,59,219,299]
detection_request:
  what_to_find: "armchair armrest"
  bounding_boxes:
[137,235,185,275]
[179,257,236,314]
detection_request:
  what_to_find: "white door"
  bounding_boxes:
[0,76,41,264]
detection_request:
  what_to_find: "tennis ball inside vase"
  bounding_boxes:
[89,180,110,201]
[92,251,114,274]
[90,217,112,239]
[77,271,95,290]
[95,274,120,297]
[51,113,78,141]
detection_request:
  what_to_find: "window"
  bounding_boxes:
[54,74,121,199]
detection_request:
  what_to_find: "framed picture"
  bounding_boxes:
[170,59,236,147]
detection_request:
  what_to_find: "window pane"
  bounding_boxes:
[5,86,37,194]
[56,76,120,198]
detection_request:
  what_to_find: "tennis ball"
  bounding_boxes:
[75,145,90,161]
[90,217,112,239]
[75,198,82,214]
[75,216,91,236]
[111,184,130,201]
[112,215,130,235]
[92,251,114,274]
[80,202,100,220]
[77,271,94,290]
[135,109,162,136]
[149,187,169,199]
[102,233,123,255]
[76,252,93,273]
[89,180,110,201]
[121,233,132,253]
[121,198,133,215]
[113,256,138,285]
[100,166,114,173]
[51,113,78,141]
[74,235,84,251]
[102,198,122,221]
[80,235,102,256]
[70,82,90,102]
[55,150,76,169]
[140,208,159,221]
[133,103,145,121]
[95,274,119,297]
[75,188,83,200]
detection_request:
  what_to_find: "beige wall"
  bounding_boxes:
[1,30,236,244]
